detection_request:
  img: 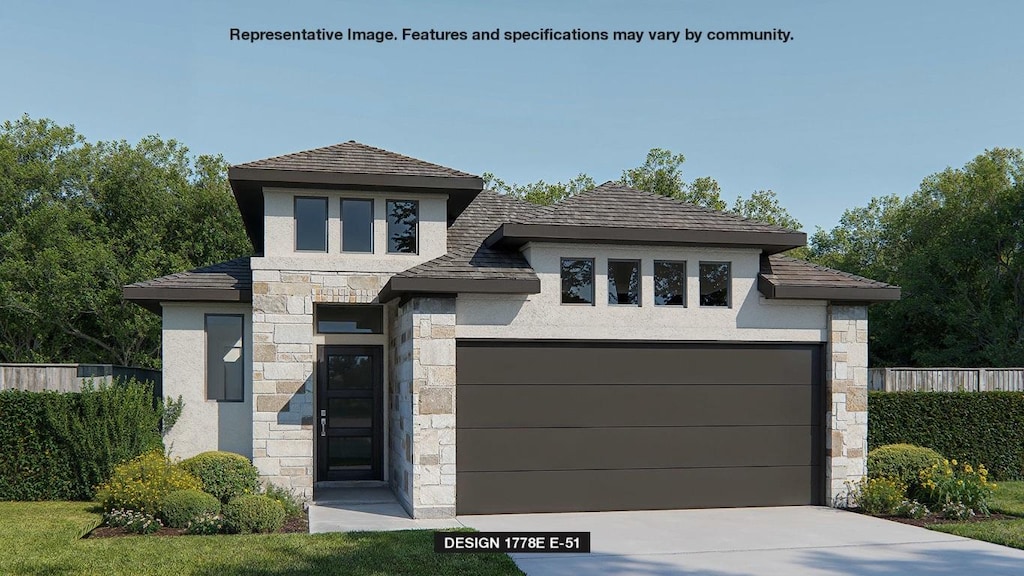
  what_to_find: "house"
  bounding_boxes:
[123,141,899,518]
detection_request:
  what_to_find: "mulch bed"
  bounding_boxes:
[85,511,309,538]
[853,508,1019,527]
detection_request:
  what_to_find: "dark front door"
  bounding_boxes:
[317,345,383,481]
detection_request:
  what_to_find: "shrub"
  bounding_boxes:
[180,451,260,504]
[0,380,180,501]
[852,476,906,515]
[160,489,221,528]
[868,444,945,489]
[104,508,163,534]
[262,483,305,519]
[186,512,225,535]
[917,458,995,516]
[223,494,286,534]
[95,450,201,515]
[869,391,1024,480]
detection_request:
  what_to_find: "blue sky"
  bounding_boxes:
[3,0,1022,232]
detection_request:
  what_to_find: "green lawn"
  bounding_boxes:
[0,501,523,576]
[928,480,1024,550]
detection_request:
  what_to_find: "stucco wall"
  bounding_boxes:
[260,187,447,270]
[457,243,827,342]
[162,302,253,459]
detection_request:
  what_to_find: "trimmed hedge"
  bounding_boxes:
[868,392,1024,481]
[180,451,260,504]
[867,444,944,488]
[161,489,221,528]
[223,494,286,534]
[0,380,175,500]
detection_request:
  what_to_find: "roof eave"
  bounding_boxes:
[122,286,254,314]
[378,276,541,303]
[758,276,902,302]
[486,223,805,254]
[228,167,483,191]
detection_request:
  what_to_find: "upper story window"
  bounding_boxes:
[608,259,640,306]
[561,258,595,305]
[294,197,328,252]
[699,261,731,307]
[654,260,686,306]
[206,314,244,402]
[386,200,418,254]
[341,198,373,253]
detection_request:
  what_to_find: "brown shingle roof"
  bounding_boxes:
[532,182,800,235]
[394,190,543,282]
[233,141,478,179]
[122,257,252,312]
[759,254,900,301]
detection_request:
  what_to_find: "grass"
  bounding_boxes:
[0,501,523,576]
[927,480,1024,551]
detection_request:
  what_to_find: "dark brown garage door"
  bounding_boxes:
[456,341,823,515]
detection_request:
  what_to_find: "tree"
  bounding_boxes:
[0,115,251,368]
[482,172,595,206]
[809,148,1024,367]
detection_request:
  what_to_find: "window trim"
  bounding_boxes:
[340,198,374,254]
[698,260,732,308]
[653,259,688,307]
[560,257,596,306]
[294,196,329,253]
[385,199,420,255]
[204,313,245,403]
[607,258,642,307]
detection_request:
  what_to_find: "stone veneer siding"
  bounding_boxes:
[389,297,457,518]
[250,269,389,499]
[826,304,869,506]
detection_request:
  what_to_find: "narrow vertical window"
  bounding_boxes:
[386,200,418,254]
[206,315,244,402]
[608,259,641,305]
[341,198,373,253]
[295,197,328,251]
[654,260,686,306]
[561,258,595,305]
[699,262,731,307]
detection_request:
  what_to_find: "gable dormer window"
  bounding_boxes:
[295,197,328,252]
[341,198,373,253]
[386,200,418,254]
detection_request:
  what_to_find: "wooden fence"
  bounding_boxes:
[868,367,1024,392]
[0,364,161,394]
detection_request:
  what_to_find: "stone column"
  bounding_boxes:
[826,304,869,506]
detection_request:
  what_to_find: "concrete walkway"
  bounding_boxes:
[308,493,1024,575]
[308,487,462,533]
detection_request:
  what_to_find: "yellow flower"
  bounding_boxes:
[964,464,973,474]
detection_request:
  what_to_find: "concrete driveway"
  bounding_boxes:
[459,506,1024,575]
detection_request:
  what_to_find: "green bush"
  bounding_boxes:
[0,379,181,500]
[853,477,907,515]
[869,392,1024,480]
[95,450,202,515]
[868,444,945,489]
[160,489,221,528]
[180,451,260,504]
[262,483,305,518]
[223,494,285,534]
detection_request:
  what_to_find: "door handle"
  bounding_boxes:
[320,417,326,437]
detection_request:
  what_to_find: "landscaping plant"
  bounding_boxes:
[160,489,221,528]
[104,508,164,534]
[223,494,286,534]
[95,450,201,515]
[867,443,944,490]
[852,476,906,515]
[185,511,225,535]
[179,451,260,504]
[262,483,305,518]
[917,459,996,517]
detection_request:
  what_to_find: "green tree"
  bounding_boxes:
[482,172,595,206]
[809,148,1024,367]
[0,115,251,367]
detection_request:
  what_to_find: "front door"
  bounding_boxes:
[316,345,383,481]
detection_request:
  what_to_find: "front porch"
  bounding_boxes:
[308,485,463,533]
